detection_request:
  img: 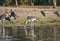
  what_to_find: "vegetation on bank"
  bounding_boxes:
[0,18,59,25]
[0,0,60,7]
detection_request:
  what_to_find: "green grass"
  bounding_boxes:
[34,18,60,24]
[4,20,24,25]
[0,18,60,25]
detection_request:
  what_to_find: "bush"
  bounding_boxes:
[0,0,6,6]
[3,2,8,6]
[57,0,60,6]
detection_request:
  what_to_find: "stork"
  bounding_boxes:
[26,16,36,22]
[41,10,46,17]
[0,9,16,39]
[24,16,37,41]
[10,9,16,20]
[0,9,16,21]
[54,11,60,17]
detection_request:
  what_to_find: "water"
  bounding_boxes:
[0,23,60,41]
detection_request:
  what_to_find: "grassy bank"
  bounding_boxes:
[0,18,59,25]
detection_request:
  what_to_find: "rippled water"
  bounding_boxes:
[0,24,60,41]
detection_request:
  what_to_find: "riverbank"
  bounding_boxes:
[0,22,59,27]
[0,7,60,25]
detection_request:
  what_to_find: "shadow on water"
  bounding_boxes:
[0,23,60,41]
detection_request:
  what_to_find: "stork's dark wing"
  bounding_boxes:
[5,17,10,21]
[41,11,46,17]
[54,11,60,17]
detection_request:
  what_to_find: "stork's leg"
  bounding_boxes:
[30,21,36,41]
[2,20,5,39]
[24,21,28,36]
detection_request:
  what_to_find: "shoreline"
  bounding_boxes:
[0,22,59,27]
